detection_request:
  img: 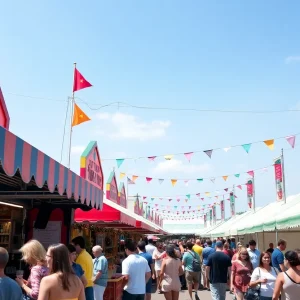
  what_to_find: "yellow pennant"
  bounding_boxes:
[132,175,139,182]
[171,179,177,186]
[120,172,126,179]
[264,139,274,150]
[205,192,210,197]
[164,155,173,160]
[222,175,228,181]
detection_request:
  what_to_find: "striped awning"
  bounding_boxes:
[0,126,103,209]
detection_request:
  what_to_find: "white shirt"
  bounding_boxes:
[122,254,151,294]
[146,244,157,257]
[152,248,165,271]
[251,267,278,297]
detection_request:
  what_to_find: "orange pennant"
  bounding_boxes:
[222,175,228,181]
[264,139,274,150]
[132,175,138,182]
[171,179,177,186]
[72,103,91,127]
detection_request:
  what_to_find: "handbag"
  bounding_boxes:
[244,268,261,300]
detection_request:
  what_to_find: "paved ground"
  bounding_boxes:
[151,288,233,300]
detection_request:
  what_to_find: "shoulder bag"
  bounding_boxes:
[244,268,261,300]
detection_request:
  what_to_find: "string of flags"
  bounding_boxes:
[122,163,272,185]
[107,134,297,168]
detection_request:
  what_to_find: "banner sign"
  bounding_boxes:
[247,179,254,209]
[209,209,213,226]
[212,205,216,224]
[118,182,127,208]
[204,214,207,228]
[274,157,284,201]
[220,199,225,221]
[106,171,119,204]
[230,192,235,217]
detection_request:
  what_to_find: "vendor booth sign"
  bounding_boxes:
[106,171,119,204]
[118,182,127,208]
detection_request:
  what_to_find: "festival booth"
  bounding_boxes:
[0,88,104,278]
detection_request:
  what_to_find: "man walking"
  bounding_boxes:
[192,239,204,290]
[247,240,261,269]
[182,242,201,300]
[137,241,154,300]
[206,241,231,300]
[72,236,94,300]
[122,240,151,300]
[92,245,108,300]
[202,239,215,290]
[272,239,287,272]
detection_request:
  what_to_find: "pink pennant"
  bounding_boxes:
[146,177,152,182]
[148,156,156,162]
[177,199,180,202]
[196,193,200,197]
[201,198,204,201]
[168,199,172,202]
[224,188,228,192]
[247,170,254,177]
[185,199,188,203]
[181,206,184,210]
[155,204,158,207]
[286,136,296,148]
[143,196,147,200]
[237,185,242,190]
[184,180,189,186]
[184,152,194,162]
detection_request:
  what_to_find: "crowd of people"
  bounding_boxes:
[1,236,300,300]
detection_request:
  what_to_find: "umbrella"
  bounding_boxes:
[147,235,160,241]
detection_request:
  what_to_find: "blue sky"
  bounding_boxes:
[1,1,300,224]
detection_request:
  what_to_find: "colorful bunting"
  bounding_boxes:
[148,156,156,162]
[205,192,210,197]
[286,136,296,148]
[171,179,177,187]
[234,174,240,178]
[211,178,215,183]
[197,178,204,182]
[132,175,138,182]
[264,139,274,150]
[146,177,152,183]
[164,155,173,160]
[224,188,228,192]
[120,172,125,179]
[158,179,164,184]
[247,170,254,177]
[184,152,194,162]
[242,144,251,153]
[184,180,189,186]
[237,185,242,190]
[223,147,231,152]
[186,194,191,199]
[116,158,125,168]
[204,149,213,158]
[222,176,228,181]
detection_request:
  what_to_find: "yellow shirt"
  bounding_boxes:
[76,249,94,287]
[192,245,203,257]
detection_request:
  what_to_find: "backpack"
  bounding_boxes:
[189,251,201,272]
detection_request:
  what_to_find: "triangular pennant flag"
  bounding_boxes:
[234,174,240,178]
[223,147,231,152]
[242,143,251,153]
[237,185,242,190]
[143,196,147,200]
[72,103,91,127]
[73,68,92,92]
[116,158,125,168]
[264,139,275,150]
[158,179,164,184]
[211,178,215,183]
[197,178,203,182]
[224,188,228,192]
[184,180,189,186]
[185,199,188,203]
[186,194,191,199]
[247,170,254,177]
[196,193,200,197]
[261,167,268,173]
[215,196,218,199]
[171,179,177,187]
[168,199,172,202]
[177,199,180,202]
[146,177,152,183]
[204,149,213,159]
[286,136,296,148]
[132,175,138,182]
[120,172,126,179]
[184,152,194,162]
[151,198,155,201]
[164,155,173,160]
[148,156,156,162]
[205,192,210,197]
[222,176,228,181]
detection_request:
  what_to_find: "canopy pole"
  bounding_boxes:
[281,148,287,204]
[275,227,278,245]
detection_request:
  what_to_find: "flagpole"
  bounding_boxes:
[252,176,256,212]
[281,148,287,204]
[68,62,76,169]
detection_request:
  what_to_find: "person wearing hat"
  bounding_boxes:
[92,245,108,300]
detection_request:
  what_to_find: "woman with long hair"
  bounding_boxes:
[273,250,300,300]
[38,244,85,300]
[249,251,278,300]
[16,239,49,299]
[158,244,183,300]
[230,247,253,300]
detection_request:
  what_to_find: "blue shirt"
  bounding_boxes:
[248,248,261,269]
[93,255,108,287]
[139,252,153,269]
[72,262,84,277]
[0,277,23,300]
[182,251,201,272]
[272,248,284,272]
[202,247,215,265]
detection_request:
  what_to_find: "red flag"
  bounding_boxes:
[73,68,92,92]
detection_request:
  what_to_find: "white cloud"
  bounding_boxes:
[71,145,85,154]
[152,159,212,174]
[285,56,300,64]
[95,112,171,141]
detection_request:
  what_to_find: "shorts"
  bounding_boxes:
[185,271,200,285]
[146,278,152,293]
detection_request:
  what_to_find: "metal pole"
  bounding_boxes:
[281,148,287,204]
